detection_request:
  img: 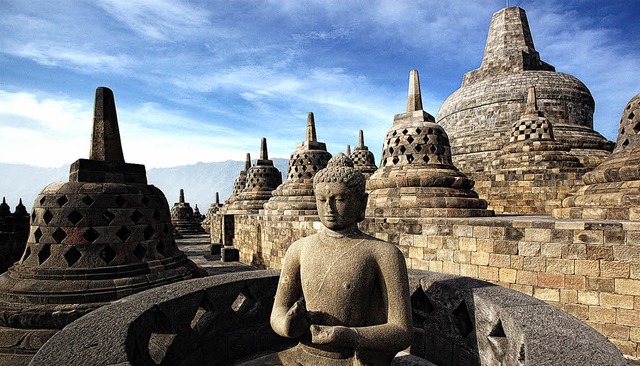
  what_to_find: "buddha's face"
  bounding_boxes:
[315,182,365,231]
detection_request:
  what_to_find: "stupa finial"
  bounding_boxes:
[90,87,125,162]
[526,85,538,114]
[244,153,251,171]
[179,189,185,204]
[346,145,351,156]
[306,112,317,142]
[358,130,365,148]
[215,192,220,205]
[260,138,269,160]
[406,70,423,112]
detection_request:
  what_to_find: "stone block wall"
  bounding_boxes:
[360,215,640,359]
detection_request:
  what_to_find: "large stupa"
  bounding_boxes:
[437,7,613,174]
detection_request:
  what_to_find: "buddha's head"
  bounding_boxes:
[313,153,367,231]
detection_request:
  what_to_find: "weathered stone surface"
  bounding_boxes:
[29,270,627,366]
[555,93,640,220]
[437,7,613,175]
[366,70,493,218]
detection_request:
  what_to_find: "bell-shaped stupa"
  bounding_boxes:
[0,87,201,364]
[437,7,613,173]
[554,93,640,220]
[366,70,493,218]
[263,112,332,215]
[349,130,377,177]
[482,86,588,214]
[170,189,205,234]
[225,138,282,214]
[222,153,251,212]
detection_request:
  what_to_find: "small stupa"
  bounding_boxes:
[207,192,223,217]
[170,189,205,234]
[349,130,378,177]
[221,153,251,211]
[225,138,282,214]
[483,86,588,214]
[0,87,201,365]
[366,70,493,218]
[554,93,640,220]
[263,112,332,215]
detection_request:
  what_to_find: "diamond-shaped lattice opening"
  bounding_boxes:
[134,243,146,260]
[64,247,82,266]
[231,286,257,315]
[31,211,37,223]
[453,301,474,338]
[422,155,430,164]
[38,244,51,264]
[392,156,400,165]
[633,121,640,133]
[114,196,127,208]
[99,245,116,264]
[43,210,54,224]
[82,195,95,206]
[39,196,46,205]
[157,241,166,257]
[153,210,162,222]
[33,227,43,242]
[629,112,636,121]
[406,154,415,163]
[407,136,415,144]
[402,129,408,135]
[415,144,423,152]
[399,146,407,154]
[623,139,630,147]
[102,210,116,224]
[141,196,150,207]
[56,195,68,207]
[415,128,422,135]
[130,210,143,224]
[116,226,131,242]
[144,225,155,240]
[392,130,398,136]
[52,228,67,243]
[83,227,100,243]
[489,319,506,338]
[21,246,32,263]
[429,144,437,154]
[67,210,83,225]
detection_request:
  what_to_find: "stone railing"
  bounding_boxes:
[30,270,626,366]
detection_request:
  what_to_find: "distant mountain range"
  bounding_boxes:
[0,159,289,214]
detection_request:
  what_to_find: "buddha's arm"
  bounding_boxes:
[270,243,308,339]
[311,245,412,352]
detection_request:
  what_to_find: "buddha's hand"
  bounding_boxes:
[284,298,312,338]
[310,325,358,348]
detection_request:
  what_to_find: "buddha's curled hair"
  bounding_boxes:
[313,153,366,194]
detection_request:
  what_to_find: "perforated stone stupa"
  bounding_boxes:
[477,86,588,214]
[437,7,613,173]
[221,153,251,212]
[349,129,377,177]
[366,70,493,218]
[554,93,640,220]
[170,189,205,234]
[263,112,332,215]
[0,87,201,365]
[225,138,282,214]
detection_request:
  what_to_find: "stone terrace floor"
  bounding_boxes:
[176,234,257,276]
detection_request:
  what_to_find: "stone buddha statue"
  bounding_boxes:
[269,153,412,365]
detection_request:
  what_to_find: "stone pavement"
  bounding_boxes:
[176,233,257,276]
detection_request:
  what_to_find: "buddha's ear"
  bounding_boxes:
[357,193,368,222]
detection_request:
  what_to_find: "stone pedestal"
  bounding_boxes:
[221,246,239,262]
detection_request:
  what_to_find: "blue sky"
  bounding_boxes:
[1,0,638,168]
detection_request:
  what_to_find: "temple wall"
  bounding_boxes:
[218,213,640,358]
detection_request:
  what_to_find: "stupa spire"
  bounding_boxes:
[215,192,220,205]
[358,130,365,148]
[179,189,185,204]
[406,70,423,112]
[306,112,317,142]
[244,153,251,172]
[525,85,542,116]
[260,137,268,160]
[90,87,125,162]
[346,145,351,156]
